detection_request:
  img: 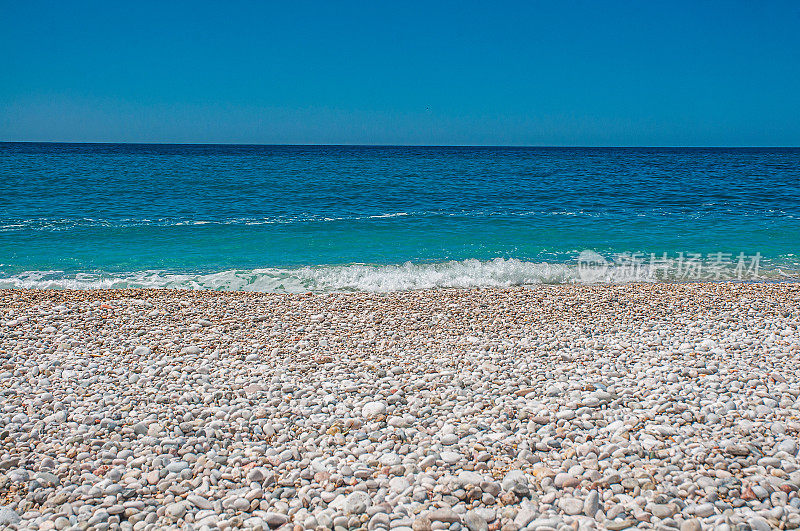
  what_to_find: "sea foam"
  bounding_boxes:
[0,257,770,293]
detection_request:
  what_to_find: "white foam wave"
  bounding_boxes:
[0,259,576,292]
[0,258,794,293]
[368,212,409,219]
[0,210,627,232]
[0,213,414,231]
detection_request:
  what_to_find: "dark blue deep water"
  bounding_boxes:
[1,143,798,291]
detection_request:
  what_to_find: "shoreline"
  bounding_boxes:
[1,283,799,530]
[2,277,799,296]
[2,255,795,293]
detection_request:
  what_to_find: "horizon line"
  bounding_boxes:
[2,141,799,149]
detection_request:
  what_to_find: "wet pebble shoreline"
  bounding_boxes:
[1,283,799,531]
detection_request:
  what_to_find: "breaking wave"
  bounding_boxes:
[0,258,795,293]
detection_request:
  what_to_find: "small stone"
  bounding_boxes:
[413,516,433,531]
[245,516,269,529]
[693,502,714,518]
[584,491,599,516]
[265,512,289,527]
[556,409,576,420]
[649,504,676,519]
[166,502,187,520]
[344,491,372,514]
[389,477,410,493]
[560,497,583,515]
[499,491,518,505]
[246,467,268,482]
[379,453,402,466]
[747,516,772,531]
[441,434,459,445]
[36,471,60,487]
[427,508,460,523]
[464,510,488,531]
[166,460,190,473]
[362,401,387,418]
[481,481,501,496]
[188,494,212,510]
[0,507,21,526]
[514,508,537,528]
[528,518,563,530]
[726,445,749,457]
[553,473,580,488]
[441,451,462,464]
[369,513,391,530]
[455,471,483,487]
[776,439,798,456]
[680,519,702,531]
[502,470,530,496]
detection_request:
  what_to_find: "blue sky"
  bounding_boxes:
[1,1,799,145]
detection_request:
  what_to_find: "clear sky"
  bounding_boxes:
[2,1,799,146]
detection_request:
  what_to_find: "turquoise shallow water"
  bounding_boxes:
[1,143,798,291]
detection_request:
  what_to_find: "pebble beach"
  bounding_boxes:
[1,283,799,531]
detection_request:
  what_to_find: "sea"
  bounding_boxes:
[1,143,798,292]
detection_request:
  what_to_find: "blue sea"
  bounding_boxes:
[1,143,798,292]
